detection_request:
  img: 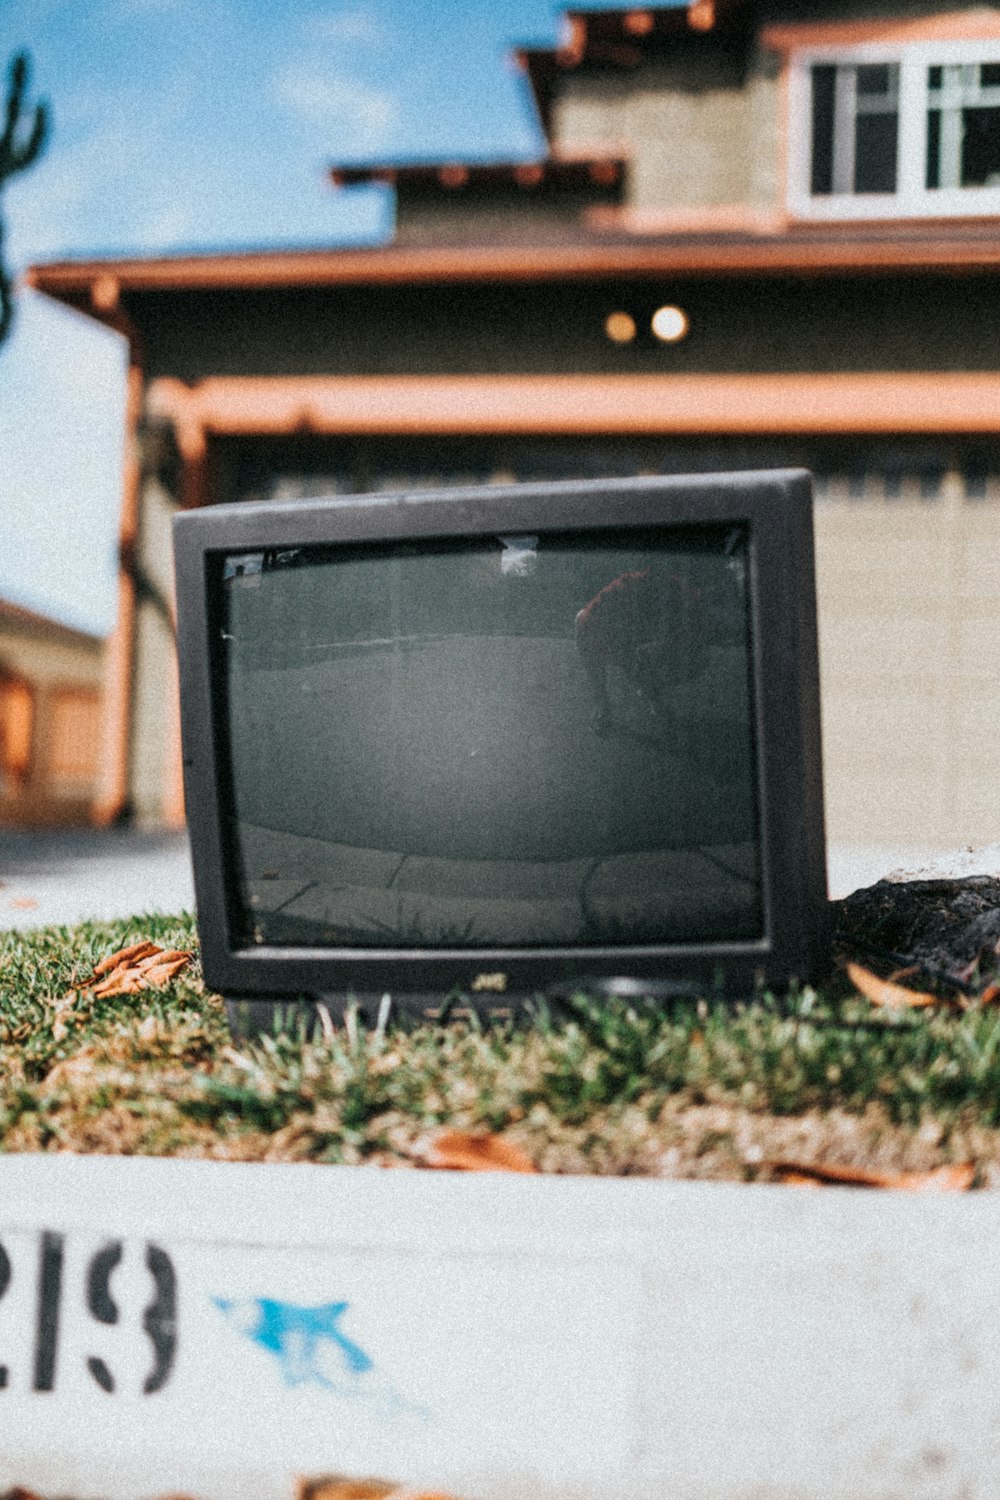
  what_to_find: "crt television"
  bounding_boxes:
[173,471,829,1027]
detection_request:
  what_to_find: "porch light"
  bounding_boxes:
[651,305,690,342]
[605,311,637,343]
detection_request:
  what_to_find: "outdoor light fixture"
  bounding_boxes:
[652,305,690,343]
[605,311,637,343]
[687,0,715,31]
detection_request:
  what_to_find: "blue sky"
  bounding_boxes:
[0,0,645,634]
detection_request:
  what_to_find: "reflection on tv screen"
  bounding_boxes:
[221,526,762,949]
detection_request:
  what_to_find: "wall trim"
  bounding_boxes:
[762,12,1000,53]
[148,371,1000,447]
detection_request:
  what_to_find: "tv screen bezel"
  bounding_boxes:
[173,470,829,1013]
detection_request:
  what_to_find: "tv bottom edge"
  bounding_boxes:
[219,952,825,1034]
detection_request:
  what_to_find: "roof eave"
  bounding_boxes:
[25,232,1000,324]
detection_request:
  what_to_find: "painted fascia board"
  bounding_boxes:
[148,372,1000,449]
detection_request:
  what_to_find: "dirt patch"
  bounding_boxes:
[834,875,1000,993]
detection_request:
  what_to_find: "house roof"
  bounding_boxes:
[329,154,625,195]
[26,0,1000,329]
[26,221,1000,330]
[0,596,102,648]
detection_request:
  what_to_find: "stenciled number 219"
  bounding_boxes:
[0,1233,177,1394]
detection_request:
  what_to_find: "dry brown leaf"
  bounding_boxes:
[91,968,147,998]
[393,1491,465,1499]
[296,1480,399,1500]
[8,897,38,910]
[91,940,161,977]
[770,1159,974,1191]
[844,961,939,1010]
[421,1130,536,1174]
[140,957,193,986]
[82,943,194,998]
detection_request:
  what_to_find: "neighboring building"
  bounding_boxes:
[0,597,104,826]
[25,0,1000,847]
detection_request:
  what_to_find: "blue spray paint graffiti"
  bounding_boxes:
[211,1295,431,1421]
[212,1298,372,1387]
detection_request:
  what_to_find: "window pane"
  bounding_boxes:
[962,106,1000,185]
[927,62,1000,189]
[856,63,893,98]
[855,111,898,192]
[812,61,899,197]
[810,64,836,195]
[927,108,941,188]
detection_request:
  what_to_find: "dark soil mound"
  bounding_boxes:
[833,875,1000,991]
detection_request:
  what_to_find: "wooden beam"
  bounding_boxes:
[147,370,1000,440]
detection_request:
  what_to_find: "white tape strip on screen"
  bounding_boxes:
[1,1155,999,1500]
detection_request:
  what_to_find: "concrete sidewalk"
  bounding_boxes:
[0,828,195,930]
[2,829,999,933]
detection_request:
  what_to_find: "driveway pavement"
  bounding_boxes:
[1,828,998,933]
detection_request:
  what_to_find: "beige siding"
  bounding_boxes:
[815,477,1000,847]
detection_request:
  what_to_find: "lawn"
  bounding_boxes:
[3,911,1000,1184]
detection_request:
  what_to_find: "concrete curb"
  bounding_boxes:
[0,1155,995,1499]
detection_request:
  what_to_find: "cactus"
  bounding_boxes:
[0,50,49,344]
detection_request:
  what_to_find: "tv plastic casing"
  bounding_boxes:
[173,471,829,1025]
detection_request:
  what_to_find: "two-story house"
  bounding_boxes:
[27,0,1000,849]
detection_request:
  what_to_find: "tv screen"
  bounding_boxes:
[174,472,828,1025]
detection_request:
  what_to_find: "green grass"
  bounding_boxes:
[3,912,1000,1182]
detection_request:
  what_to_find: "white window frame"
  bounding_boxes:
[789,36,1000,219]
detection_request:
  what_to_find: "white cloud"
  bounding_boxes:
[134,201,195,250]
[273,65,397,153]
[306,9,387,47]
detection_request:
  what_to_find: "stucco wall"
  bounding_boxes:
[550,3,1000,217]
[553,51,781,215]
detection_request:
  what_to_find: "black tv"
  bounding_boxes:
[173,471,829,1029]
